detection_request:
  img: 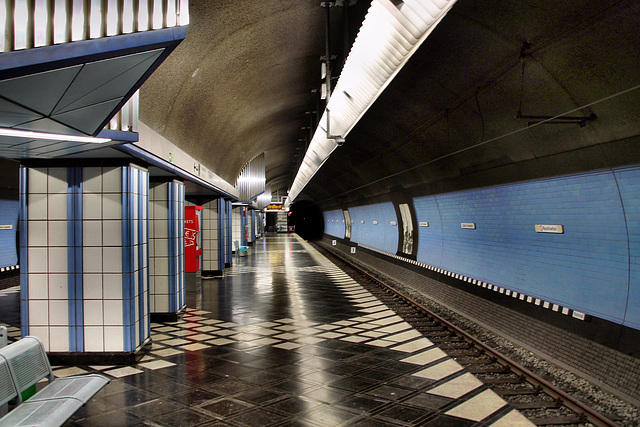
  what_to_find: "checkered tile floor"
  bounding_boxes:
[2,234,532,426]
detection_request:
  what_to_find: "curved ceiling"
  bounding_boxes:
[140,0,640,207]
[140,0,353,196]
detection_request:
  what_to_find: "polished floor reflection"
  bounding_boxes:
[1,234,531,426]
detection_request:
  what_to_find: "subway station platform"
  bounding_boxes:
[1,234,532,426]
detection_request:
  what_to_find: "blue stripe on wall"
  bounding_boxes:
[179,184,185,309]
[67,168,76,351]
[218,198,225,271]
[121,167,133,352]
[137,169,145,346]
[19,167,28,337]
[74,168,84,351]
[226,200,232,264]
[144,174,150,339]
[168,182,176,312]
[67,168,84,352]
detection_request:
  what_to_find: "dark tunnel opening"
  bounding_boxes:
[289,200,325,241]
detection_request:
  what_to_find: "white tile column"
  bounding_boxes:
[225,200,232,267]
[201,199,225,277]
[19,165,150,363]
[149,180,185,320]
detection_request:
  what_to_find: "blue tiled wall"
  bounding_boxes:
[0,199,18,268]
[349,202,398,254]
[325,166,640,330]
[613,168,640,329]
[323,209,345,239]
[412,167,640,329]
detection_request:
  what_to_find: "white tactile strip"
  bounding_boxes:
[364,244,588,322]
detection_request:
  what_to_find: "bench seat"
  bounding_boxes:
[27,374,110,403]
[0,337,110,427]
[0,398,84,427]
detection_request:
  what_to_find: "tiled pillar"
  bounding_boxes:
[19,165,150,363]
[240,207,247,247]
[218,198,226,269]
[232,206,242,250]
[201,199,225,277]
[248,210,256,244]
[225,200,232,267]
[149,180,185,321]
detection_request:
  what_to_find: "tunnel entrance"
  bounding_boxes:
[288,200,324,241]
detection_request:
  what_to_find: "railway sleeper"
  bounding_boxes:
[465,366,512,374]
[411,323,440,328]
[454,357,496,364]
[420,328,451,334]
[510,399,562,410]
[480,375,525,385]
[429,336,466,343]
[494,386,541,396]
[529,414,584,426]
[438,342,473,350]
[446,350,483,357]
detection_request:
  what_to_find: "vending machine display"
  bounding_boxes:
[185,205,203,272]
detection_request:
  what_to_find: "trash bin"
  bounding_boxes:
[239,246,248,257]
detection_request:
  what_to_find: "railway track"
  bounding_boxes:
[316,243,619,427]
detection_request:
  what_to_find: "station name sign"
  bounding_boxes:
[266,204,283,210]
[0,225,13,230]
[535,224,564,234]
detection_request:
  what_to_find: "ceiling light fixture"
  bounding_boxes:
[0,128,112,143]
[286,0,458,205]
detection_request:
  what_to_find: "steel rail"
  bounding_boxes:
[317,243,619,427]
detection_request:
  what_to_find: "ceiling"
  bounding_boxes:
[140,0,368,198]
[0,27,185,160]
[140,0,640,208]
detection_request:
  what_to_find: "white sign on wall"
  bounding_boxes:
[350,247,356,254]
[419,222,429,227]
[0,225,12,230]
[332,240,336,246]
[535,224,564,234]
[461,223,476,229]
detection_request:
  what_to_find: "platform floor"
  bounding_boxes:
[1,234,532,426]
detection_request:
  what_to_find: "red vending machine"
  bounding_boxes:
[185,205,203,272]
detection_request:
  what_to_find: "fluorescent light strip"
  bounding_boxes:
[286,0,457,205]
[0,128,112,144]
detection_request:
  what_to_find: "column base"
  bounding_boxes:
[150,306,187,323]
[201,270,223,279]
[47,338,152,366]
[225,262,232,268]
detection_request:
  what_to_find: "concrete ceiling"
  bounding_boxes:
[140,0,640,208]
[140,0,355,197]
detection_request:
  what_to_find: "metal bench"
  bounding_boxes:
[0,336,110,427]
